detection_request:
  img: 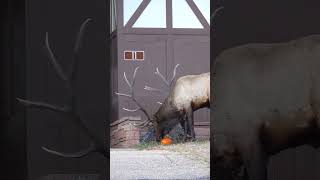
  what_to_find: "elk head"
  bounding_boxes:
[152,96,183,141]
[115,64,180,141]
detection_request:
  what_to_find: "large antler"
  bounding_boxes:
[211,6,224,25]
[17,18,108,158]
[144,64,180,93]
[115,67,154,128]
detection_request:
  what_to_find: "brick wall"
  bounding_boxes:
[110,116,210,148]
[110,116,146,148]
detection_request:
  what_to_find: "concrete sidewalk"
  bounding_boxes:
[110,149,210,180]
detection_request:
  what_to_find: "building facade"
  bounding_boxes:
[110,0,210,147]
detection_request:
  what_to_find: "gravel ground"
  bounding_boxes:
[145,140,210,167]
[110,140,210,180]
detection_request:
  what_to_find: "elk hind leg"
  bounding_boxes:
[180,118,187,140]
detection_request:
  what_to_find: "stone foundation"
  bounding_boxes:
[110,116,210,148]
[110,116,146,148]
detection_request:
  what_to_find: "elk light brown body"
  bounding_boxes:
[172,72,210,111]
[154,72,210,140]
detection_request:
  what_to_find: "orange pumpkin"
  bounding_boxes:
[161,136,172,145]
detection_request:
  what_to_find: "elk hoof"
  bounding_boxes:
[185,136,195,142]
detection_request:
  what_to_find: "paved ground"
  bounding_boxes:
[110,149,210,180]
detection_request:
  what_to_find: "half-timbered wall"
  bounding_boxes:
[111,0,210,139]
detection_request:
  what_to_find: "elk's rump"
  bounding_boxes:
[173,72,210,110]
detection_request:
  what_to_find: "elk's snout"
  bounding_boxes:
[155,127,169,141]
[155,128,163,142]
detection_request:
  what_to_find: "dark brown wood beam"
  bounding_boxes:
[124,0,151,29]
[186,0,210,30]
[166,0,172,28]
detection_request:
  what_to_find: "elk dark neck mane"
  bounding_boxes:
[154,97,181,126]
[153,72,210,140]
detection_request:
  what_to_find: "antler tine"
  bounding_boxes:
[131,66,140,87]
[115,92,131,98]
[116,67,153,123]
[69,18,92,81]
[131,96,152,121]
[170,64,180,85]
[42,142,96,158]
[155,67,169,86]
[123,107,140,112]
[141,120,154,128]
[123,66,140,89]
[45,32,68,82]
[43,115,105,158]
[144,64,180,98]
[144,86,164,92]
[211,6,224,24]
[132,119,152,128]
[16,98,69,113]
[74,18,92,53]
[123,72,132,89]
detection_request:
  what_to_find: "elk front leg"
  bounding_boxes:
[182,114,188,142]
[180,118,186,139]
[241,138,268,180]
[186,108,195,140]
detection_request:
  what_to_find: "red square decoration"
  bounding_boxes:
[135,51,144,61]
[124,51,133,60]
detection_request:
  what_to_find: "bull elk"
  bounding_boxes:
[212,35,320,180]
[116,66,210,142]
[16,18,108,158]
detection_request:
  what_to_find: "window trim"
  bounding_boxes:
[123,51,134,60]
[134,51,145,61]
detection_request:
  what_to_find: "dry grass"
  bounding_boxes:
[134,139,210,166]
